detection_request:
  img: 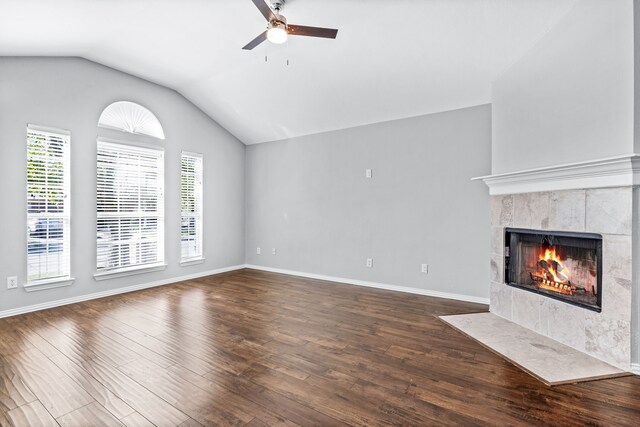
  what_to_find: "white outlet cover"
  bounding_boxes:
[366,258,373,268]
[272,248,277,255]
[7,276,18,289]
[421,264,429,273]
[365,168,372,178]
[256,247,261,255]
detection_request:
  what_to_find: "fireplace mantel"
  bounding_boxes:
[473,154,640,195]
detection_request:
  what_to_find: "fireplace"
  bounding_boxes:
[504,228,602,312]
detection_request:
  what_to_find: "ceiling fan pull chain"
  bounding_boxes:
[265,38,269,63]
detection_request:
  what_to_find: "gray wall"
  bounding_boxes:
[492,0,634,174]
[245,105,492,299]
[0,57,245,313]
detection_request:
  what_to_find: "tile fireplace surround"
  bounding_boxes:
[490,187,632,370]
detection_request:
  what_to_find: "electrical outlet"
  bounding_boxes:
[256,247,261,255]
[366,258,373,268]
[7,276,18,289]
[421,264,429,274]
[272,248,277,255]
[365,168,372,178]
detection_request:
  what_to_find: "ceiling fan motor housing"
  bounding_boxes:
[268,15,287,30]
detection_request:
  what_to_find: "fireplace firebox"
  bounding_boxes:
[504,228,602,312]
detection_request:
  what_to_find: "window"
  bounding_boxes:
[27,125,71,284]
[96,140,165,275]
[181,152,203,263]
[98,101,165,140]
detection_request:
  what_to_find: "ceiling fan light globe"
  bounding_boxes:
[267,27,288,44]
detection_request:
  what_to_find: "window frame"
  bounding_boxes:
[180,151,204,265]
[94,137,166,280]
[25,124,74,291]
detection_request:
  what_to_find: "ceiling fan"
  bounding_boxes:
[242,0,338,50]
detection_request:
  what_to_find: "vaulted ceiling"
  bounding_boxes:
[0,0,580,144]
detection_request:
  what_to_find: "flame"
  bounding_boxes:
[538,247,570,283]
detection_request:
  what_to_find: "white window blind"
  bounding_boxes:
[27,126,71,283]
[97,140,164,273]
[181,152,203,262]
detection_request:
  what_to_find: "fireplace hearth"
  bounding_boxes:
[504,228,602,312]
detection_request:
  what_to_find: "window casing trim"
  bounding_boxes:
[23,277,75,292]
[27,123,71,136]
[180,257,206,267]
[93,262,167,281]
[97,136,164,151]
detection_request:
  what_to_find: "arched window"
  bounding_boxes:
[95,101,166,279]
[98,101,165,140]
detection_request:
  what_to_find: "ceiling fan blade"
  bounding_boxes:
[242,31,268,50]
[250,0,276,22]
[287,24,338,39]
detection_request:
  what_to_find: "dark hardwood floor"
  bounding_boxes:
[1,269,639,426]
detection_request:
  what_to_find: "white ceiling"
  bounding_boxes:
[0,0,580,144]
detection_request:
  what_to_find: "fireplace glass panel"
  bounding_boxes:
[505,228,602,312]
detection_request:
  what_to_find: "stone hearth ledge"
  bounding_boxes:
[440,312,630,386]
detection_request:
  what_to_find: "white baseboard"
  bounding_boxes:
[244,264,490,305]
[631,363,640,375]
[0,264,245,319]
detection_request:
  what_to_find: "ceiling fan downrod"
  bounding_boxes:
[271,1,285,15]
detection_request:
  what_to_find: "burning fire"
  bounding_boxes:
[532,247,574,295]
[538,247,570,283]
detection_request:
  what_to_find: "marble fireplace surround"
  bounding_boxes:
[489,188,632,370]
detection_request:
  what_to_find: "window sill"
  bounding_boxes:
[24,277,75,292]
[93,263,167,281]
[180,257,206,267]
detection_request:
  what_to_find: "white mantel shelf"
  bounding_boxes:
[473,154,640,195]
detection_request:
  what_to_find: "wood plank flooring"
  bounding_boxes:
[0,268,639,426]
